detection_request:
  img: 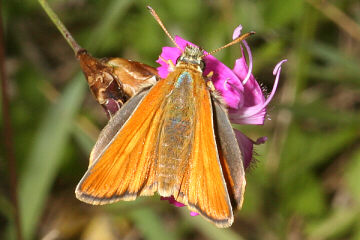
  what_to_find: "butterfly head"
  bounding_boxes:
[177,45,206,72]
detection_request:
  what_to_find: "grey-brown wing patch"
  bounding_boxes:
[211,94,246,209]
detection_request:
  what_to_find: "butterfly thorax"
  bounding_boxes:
[176,45,205,73]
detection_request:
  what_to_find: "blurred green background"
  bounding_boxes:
[1,0,360,239]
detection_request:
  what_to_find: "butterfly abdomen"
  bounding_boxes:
[157,71,196,196]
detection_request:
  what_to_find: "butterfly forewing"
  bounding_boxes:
[175,73,233,227]
[76,79,173,204]
[88,87,151,167]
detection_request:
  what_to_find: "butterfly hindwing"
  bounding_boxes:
[211,94,246,210]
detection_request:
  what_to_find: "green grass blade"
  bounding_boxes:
[129,208,180,240]
[345,149,360,204]
[179,208,244,240]
[86,0,133,53]
[306,208,359,239]
[18,74,86,240]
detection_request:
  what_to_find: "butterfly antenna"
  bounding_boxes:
[203,31,255,57]
[147,6,182,51]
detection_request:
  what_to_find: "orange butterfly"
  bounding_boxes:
[76,7,253,228]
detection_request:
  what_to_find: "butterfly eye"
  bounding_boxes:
[200,60,206,71]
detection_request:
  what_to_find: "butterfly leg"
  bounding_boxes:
[159,56,176,72]
[205,71,216,92]
[207,78,225,105]
[207,79,216,92]
[166,60,176,72]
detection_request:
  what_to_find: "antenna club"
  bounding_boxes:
[147,6,154,14]
[147,6,158,18]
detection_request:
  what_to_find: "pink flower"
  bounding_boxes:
[156,25,286,214]
[160,196,199,216]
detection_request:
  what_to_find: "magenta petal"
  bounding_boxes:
[174,35,197,49]
[159,46,181,63]
[156,46,182,78]
[233,129,267,169]
[232,25,243,40]
[232,38,260,107]
[204,54,244,109]
[240,41,253,85]
[232,25,253,86]
[229,106,266,125]
[156,65,170,79]
[233,129,254,169]
[255,136,268,144]
[190,212,199,216]
[156,36,199,78]
[160,196,185,207]
[232,52,263,107]
[160,196,199,217]
[229,59,287,125]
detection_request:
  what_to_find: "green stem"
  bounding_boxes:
[38,0,82,54]
[0,4,23,240]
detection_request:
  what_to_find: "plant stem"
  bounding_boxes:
[307,0,360,43]
[0,4,23,240]
[38,0,82,54]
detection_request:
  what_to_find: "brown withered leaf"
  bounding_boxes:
[77,49,159,117]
